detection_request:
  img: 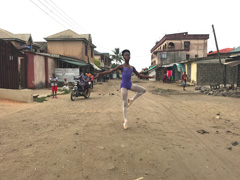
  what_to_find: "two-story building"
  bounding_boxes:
[44,29,96,64]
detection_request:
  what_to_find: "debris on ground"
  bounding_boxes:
[195,85,240,98]
[197,129,209,134]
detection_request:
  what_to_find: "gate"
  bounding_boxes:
[0,40,26,89]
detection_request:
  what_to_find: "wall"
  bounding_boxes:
[47,41,94,63]
[34,55,46,88]
[26,53,35,88]
[191,62,197,83]
[153,39,208,65]
[197,63,238,85]
[0,88,33,103]
[48,57,57,85]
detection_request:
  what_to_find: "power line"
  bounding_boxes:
[30,0,115,53]
[38,0,78,32]
[48,0,88,33]
[43,0,86,33]
[29,0,68,29]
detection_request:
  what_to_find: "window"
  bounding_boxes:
[195,54,198,58]
[186,54,190,60]
[85,45,88,56]
[168,42,175,50]
[184,41,190,49]
[162,53,166,59]
[91,48,93,58]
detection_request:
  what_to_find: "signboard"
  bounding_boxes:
[55,68,79,82]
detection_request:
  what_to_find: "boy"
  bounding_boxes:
[182,71,187,91]
[50,73,58,98]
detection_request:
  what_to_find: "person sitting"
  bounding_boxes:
[62,78,69,91]
[78,72,89,91]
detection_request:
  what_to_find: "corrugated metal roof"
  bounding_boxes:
[224,60,240,67]
[207,48,234,55]
[230,46,240,52]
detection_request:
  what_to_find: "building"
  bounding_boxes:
[150,32,209,66]
[94,50,112,69]
[44,29,96,64]
[0,28,41,52]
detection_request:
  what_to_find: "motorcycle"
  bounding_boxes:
[88,81,93,89]
[70,78,90,101]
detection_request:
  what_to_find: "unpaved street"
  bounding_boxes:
[0,77,240,180]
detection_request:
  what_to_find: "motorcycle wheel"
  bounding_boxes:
[71,90,77,101]
[84,89,90,98]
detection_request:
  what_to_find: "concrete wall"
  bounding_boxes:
[47,41,94,63]
[152,39,208,66]
[191,62,197,83]
[197,63,238,85]
[0,88,33,103]
[34,55,45,88]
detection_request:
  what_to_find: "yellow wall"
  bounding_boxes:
[191,62,197,83]
[47,41,94,63]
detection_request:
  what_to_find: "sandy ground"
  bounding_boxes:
[0,77,240,180]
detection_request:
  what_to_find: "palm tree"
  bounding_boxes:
[110,48,123,65]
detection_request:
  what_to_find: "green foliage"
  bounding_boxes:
[34,97,47,103]
[111,63,118,68]
[94,58,101,68]
[110,48,123,65]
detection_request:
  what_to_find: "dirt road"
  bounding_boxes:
[0,77,240,180]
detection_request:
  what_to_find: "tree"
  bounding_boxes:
[94,58,101,68]
[110,48,123,65]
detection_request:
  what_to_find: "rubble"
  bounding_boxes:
[195,85,240,98]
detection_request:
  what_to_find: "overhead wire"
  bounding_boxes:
[38,0,78,32]
[29,0,68,29]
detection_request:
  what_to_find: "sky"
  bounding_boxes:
[1,0,240,71]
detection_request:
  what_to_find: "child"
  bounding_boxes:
[50,73,58,98]
[62,78,69,91]
[95,49,154,129]
[182,71,187,91]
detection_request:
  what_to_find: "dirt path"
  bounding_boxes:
[0,78,240,180]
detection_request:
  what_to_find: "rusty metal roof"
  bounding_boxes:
[224,60,240,67]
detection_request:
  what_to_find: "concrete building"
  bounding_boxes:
[44,29,96,64]
[150,32,209,67]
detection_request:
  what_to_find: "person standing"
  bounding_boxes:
[50,73,58,98]
[95,49,154,130]
[91,75,94,88]
[182,71,187,91]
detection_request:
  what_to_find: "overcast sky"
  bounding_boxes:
[1,0,239,71]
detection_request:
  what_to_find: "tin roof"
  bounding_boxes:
[207,48,234,55]
[230,46,240,53]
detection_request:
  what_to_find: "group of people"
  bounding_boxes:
[50,71,94,99]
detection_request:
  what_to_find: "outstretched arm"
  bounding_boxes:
[133,67,154,79]
[94,65,122,79]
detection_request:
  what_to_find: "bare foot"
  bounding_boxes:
[123,119,128,130]
[127,99,133,108]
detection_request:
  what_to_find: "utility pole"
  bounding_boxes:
[212,24,226,87]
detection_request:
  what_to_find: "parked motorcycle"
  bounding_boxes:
[70,78,90,101]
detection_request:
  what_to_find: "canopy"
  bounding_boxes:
[60,59,88,66]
